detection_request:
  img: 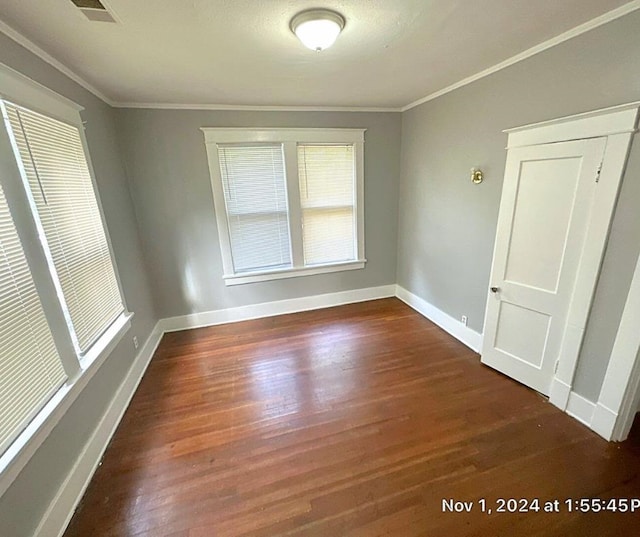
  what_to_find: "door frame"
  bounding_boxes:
[501,102,639,412]
[592,250,640,441]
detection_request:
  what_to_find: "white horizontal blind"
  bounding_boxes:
[5,103,124,353]
[298,144,356,265]
[217,144,292,273]
[0,183,66,456]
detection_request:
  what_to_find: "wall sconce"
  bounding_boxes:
[471,168,484,184]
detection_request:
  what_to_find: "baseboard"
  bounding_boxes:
[590,402,618,441]
[158,285,482,358]
[158,284,397,332]
[565,391,596,428]
[34,324,164,537]
[549,378,571,410]
[394,285,482,352]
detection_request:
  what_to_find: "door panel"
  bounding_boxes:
[494,302,551,368]
[481,138,606,395]
[504,157,582,292]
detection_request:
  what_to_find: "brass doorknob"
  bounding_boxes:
[490,287,499,293]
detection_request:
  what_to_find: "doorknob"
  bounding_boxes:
[490,286,500,293]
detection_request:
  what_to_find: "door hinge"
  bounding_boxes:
[595,162,603,183]
[554,360,559,374]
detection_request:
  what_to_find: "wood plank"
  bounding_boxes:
[64,298,640,536]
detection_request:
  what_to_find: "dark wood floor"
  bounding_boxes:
[64,298,640,537]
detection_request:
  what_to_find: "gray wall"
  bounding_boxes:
[397,10,640,401]
[1,8,639,535]
[0,34,157,537]
[116,109,401,318]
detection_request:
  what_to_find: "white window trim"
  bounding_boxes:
[0,312,132,498]
[202,127,366,285]
[0,62,131,348]
[0,61,133,492]
[225,260,366,286]
[0,63,84,127]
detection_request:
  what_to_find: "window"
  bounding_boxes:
[298,144,356,265]
[218,144,292,273]
[3,103,124,353]
[0,183,67,456]
[203,128,365,285]
[0,64,130,466]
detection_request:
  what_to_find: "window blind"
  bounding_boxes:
[4,103,124,353]
[0,183,67,456]
[298,144,356,265]
[217,144,292,273]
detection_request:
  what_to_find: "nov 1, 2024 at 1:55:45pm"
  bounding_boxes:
[441,497,640,515]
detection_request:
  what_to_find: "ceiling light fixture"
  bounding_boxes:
[290,9,345,52]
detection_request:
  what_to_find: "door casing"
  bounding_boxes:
[484,103,639,417]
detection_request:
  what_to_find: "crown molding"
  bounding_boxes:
[401,0,640,112]
[0,19,115,106]
[112,101,401,112]
[1,0,639,113]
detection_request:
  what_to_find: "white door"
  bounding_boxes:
[481,138,606,395]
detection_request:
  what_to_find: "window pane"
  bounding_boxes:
[298,144,356,265]
[0,182,66,456]
[217,144,292,273]
[4,103,124,353]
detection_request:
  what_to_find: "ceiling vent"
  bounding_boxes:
[70,0,117,23]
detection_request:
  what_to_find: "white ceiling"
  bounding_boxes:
[0,0,636,109]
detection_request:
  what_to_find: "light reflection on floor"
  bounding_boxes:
[248,322,360,420]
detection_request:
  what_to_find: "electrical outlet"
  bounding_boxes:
[133,336,139,349]
[461,315,468,326]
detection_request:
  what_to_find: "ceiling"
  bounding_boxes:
[0,0,636,109]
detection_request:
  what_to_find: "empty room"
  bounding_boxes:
[1,1,640,536]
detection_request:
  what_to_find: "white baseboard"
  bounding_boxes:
[565,391,596,428]
[551,382,621,441]
[549,377,571,410]
[158,284,397,332]
[35,324,164,537]
[590,402,618,441]
[395,285,483,352]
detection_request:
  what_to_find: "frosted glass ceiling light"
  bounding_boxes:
[291,9,345,51]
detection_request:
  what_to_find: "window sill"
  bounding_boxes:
[223,259,366,286]
[78,312,133,374]
[0,311,133,497]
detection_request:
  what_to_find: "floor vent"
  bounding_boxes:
[70,0,117,23]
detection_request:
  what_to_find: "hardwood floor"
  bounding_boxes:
[64,298,640,536]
